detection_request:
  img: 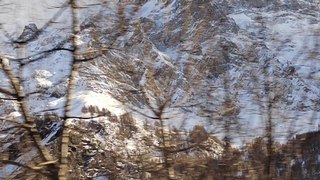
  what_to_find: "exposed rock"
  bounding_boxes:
[16,23,39,43]
[189,125,209,144]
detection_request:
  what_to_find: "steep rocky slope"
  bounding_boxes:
[71,0,320,141]
[1,0,320,179]
[1,0,319,143]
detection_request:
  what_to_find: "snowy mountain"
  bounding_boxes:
[1,0,320,179]
[68,0,320,141]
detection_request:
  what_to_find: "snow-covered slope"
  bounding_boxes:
[0,0,319,141]
[1,0,320,143]
[69,0,320,143]
[1,0,320,178]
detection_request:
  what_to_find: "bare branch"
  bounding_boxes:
[0,87,16,97]
[0,56,55,164]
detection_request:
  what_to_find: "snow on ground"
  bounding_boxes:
[139,0,160,18]
[139,0,178,27]
[228,13,254,29]
[226,8,320,145]
[69,91,125,117]
[0,0,70,46]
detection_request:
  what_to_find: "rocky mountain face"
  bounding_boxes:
[1,0,320,179]
[75,0,320,139]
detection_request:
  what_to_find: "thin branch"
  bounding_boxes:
[0,87,16,97]
[0,126,21,133]
[0,97,18,101]
[129,107,160,120]
[0,160,44,171]
[0,160,53,177]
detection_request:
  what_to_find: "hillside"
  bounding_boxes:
[1,0,320,179]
